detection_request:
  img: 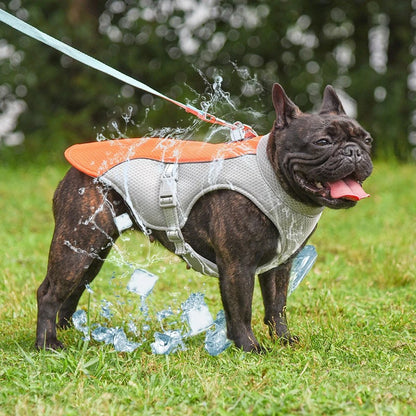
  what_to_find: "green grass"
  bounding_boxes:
[0,161,415,415]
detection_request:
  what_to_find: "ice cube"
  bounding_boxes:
[91,326,140,352]
[91,326,116,344]
[127,269,158,297]
[113,327,140,352]
[205,310,232,356]
[72,309,90,341]
[181,293,214,336]
[114,213,133,233]
[288,245,317,295]
[150,330,185,355]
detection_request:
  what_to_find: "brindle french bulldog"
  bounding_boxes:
[35,84,373,352]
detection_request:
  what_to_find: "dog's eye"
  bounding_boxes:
[315,138,332,146]
[364,136,373,145]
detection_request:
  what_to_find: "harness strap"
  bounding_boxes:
[159,164,185,254]
[159,164,218,276]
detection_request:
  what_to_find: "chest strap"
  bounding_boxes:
[159,164,219,277]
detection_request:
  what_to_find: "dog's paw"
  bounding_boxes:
[279,335,300,347]
[35,339,65,351]
[234,344,266,354]
[233,338,266,354]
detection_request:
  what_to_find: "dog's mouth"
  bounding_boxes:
[296,174,370,203]
[327,178,369,201]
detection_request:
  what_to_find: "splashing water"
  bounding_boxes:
[65,65,263,272]
[113,327,141,352]
[121,105,134,125]
[199,73,237,115]
[91,326,141,352]
[100,299,114,320]
[127,319,139,336]
[72,244,317,355]
[156,307,175,332]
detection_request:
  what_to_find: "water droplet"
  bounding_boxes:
[100,299,114,319]
[200,101,210,112]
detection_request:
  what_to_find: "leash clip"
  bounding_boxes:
[230,121,258,141]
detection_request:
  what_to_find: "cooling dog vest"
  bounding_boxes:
[65,135,324,277]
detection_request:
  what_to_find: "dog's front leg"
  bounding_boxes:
[217,261,261,352]
[259,262,298,345]
[185,190,279,352]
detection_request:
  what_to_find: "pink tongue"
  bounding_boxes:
[328,178,370,201]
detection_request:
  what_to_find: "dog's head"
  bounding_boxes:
[268,83,373,209]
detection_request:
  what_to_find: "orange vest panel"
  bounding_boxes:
[65,136,263,178]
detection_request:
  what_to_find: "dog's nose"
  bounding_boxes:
[342,144,362,161]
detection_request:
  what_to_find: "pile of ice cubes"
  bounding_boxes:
[73,245,317,356]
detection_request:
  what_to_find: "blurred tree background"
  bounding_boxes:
[0,0,415,163]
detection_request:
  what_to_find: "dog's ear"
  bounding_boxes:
[319,85,346,115]
[272,83,301,129]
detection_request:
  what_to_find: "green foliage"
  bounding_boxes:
[0,0,415,161]
[0,160,415,414]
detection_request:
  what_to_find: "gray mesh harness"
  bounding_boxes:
[100,135,323,276]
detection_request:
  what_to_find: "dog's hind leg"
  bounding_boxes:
[56,246,113,329]
[36,168,123,350]
[36,242,113,350]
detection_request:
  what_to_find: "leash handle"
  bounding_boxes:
[0,8,257,140]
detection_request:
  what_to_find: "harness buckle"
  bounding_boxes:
[166,229,183,243]
[159,164,178,208]
[159,194,176,208]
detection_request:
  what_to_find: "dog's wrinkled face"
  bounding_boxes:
[269,84,373,209]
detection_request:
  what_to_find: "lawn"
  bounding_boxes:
[0,160,415,415]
